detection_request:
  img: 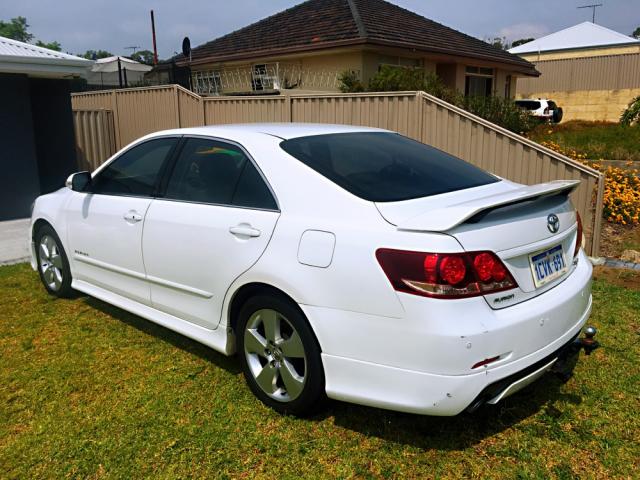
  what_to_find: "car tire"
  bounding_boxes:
[35,224,73,298]
[237,294,325,416]
[553,108,563,123]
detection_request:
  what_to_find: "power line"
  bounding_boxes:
[578,3,603,23]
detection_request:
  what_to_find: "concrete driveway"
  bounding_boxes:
[0,218,31,265]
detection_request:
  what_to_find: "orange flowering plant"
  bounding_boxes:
[538,140,639,226]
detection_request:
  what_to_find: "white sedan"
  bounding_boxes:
[30,124,596,416]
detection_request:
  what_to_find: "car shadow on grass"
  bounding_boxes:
[318,376,583,450]
[79,292,582,450]
[81,295,242,375]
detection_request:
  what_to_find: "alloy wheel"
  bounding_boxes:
[243,308,307,402]
[39,234,64,292]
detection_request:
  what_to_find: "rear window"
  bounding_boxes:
[280,132,499,202]
[515,100,541,110]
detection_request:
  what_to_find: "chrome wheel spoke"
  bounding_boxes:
[280,360,304,398]
[279,331,305,358]
[244,328,267,356]
[50,254,63,270]
[53,268,63,289]
[261,309,280,343]
[39,243,50,261]
[43,265,54,285]
[255,363,278,394]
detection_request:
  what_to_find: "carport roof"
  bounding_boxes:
[0,35,92,78]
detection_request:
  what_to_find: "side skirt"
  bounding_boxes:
[72,279,235,355]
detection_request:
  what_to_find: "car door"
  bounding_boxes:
[65,136,179,305]
[142,136,280,329]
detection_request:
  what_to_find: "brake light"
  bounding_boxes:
[376,249,518,299]
[574,212,583,257]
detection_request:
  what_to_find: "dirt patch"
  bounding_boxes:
[598,223,640,258]
[593,266,640,291]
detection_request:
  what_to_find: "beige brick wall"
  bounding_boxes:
[516,88,640,122]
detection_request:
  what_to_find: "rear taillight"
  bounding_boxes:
[574,212,583,257]
[376,249,518,299]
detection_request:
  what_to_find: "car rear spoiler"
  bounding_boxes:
[397,180,580,232]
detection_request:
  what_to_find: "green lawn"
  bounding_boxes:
[1,263,639,479]
[529,121,640,161]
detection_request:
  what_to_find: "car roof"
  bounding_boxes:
[147,123,390,141]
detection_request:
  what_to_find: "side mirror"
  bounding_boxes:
[65,171,92,192]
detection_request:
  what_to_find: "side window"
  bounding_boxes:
[232,160,277,210]
[91,138,177,196]
[164,137,276,209]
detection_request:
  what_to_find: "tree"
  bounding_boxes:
[633,27,640,39]
[487,36,509,50]
[35,40,61,51]
[511,37,535,48]
[129,49,154,65]
[0,16,33,42]
[81,49,113,60]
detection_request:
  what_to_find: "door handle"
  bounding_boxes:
[229,224,261,238]
[123,211,143,223]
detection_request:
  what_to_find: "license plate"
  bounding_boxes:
[529,244,568,288]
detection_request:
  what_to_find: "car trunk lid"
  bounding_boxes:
[375,180,581,308]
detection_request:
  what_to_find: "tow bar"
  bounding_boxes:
[551,326,600,382]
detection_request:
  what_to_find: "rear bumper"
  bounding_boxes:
[320,296,590,415]
[303,250,593,415]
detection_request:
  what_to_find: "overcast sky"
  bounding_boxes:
[5,0,640,58]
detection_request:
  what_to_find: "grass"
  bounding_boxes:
[1,263,639,479]
[529,121,640,161]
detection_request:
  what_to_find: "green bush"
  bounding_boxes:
[337,70,364,93]
[620,96,640,126]
[338,66,535,134]
[462,95,536,134]
[367,65,426,91]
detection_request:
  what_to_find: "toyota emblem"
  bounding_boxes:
[547,214,560,234]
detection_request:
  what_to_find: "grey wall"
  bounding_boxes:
[0,74,41,221]
[29,77,77,194]
[0,74,78,221]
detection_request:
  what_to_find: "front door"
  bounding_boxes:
[66,137,179,304]
[142,137,280,329]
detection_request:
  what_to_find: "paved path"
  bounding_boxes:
[0,218,31,265]
[602,257,640,271]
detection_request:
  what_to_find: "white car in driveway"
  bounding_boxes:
[30,124,597,416]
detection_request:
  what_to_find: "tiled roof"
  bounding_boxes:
[180,0,537,75]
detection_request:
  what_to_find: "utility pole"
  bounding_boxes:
[578,3,603,23]
[150,10,158,65]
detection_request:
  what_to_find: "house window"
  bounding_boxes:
[464,66,494,97]
[192,70,222,95]
[252,64,280,91]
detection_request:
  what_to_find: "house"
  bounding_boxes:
[0,36,92,221]
[87,56,152,88]
[510,22,640,122]
[174,0,538,96]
